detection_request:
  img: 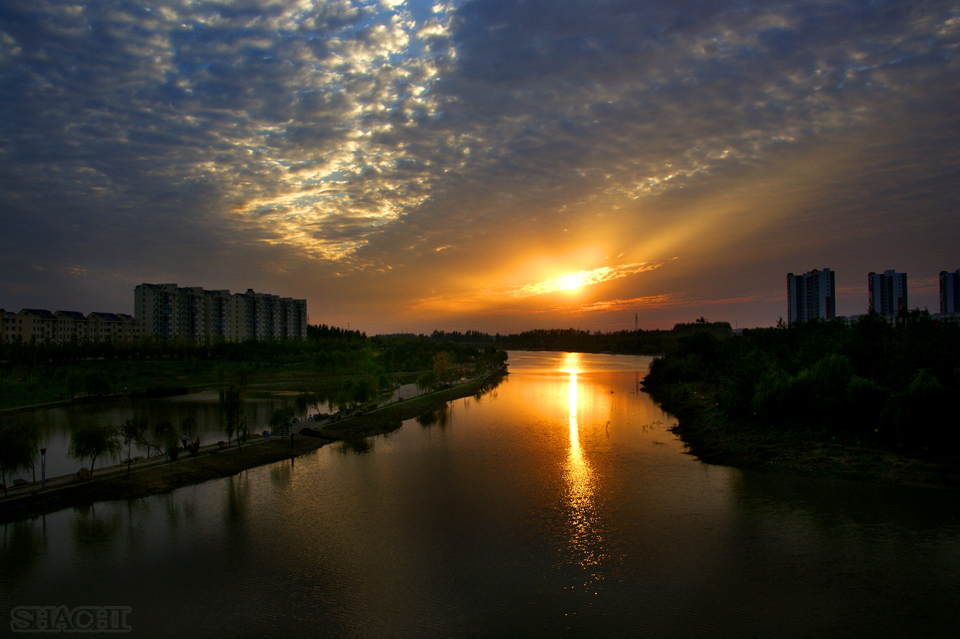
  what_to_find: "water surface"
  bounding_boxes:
[2,352,958,637]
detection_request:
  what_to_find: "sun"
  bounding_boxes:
[558,272,587,291]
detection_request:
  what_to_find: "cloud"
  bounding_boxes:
[0,0,958,328]
[508,263,661,298]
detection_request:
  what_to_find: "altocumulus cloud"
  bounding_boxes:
[0,0,958,329]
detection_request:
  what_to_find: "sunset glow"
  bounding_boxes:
[0,0,957,332]
[559,273,587,292]
[508,264,660,299]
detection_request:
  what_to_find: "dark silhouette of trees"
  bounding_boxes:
[219,382,248,451]
[0,420,40,496]
[69,423,122,475]
[644,315,960,454]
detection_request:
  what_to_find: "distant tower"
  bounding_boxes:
[941,270,960,314]
[868,270,908,316]
[787,269,836,325]
[635,313,638,332]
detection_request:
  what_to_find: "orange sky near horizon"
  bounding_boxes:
[1,0,957,334]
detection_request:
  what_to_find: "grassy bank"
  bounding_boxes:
[0,334,504,411]
[321,373,502,440]
[0,369,507,523]
[647,381,960,489]
[0,359,355,412]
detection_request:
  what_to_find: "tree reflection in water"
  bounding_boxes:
[72,504,122,556]
[1,517,48,585]
[224,472,251,528]
[270,458,294,489]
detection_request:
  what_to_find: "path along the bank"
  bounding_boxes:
[0,368,507,523]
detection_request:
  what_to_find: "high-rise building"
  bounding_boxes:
[205,290,233,342]
[178,286,207,342]
[135,283,307,343]
[941,270,960,314]
[787,269,836,325]
[135,283,180,342]
[868,270,908,316]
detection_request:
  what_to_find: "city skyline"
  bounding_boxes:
[4,265,958,342]
[1,1,958,334]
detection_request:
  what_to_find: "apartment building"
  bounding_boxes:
[15,309,57,343]
[54,310,89,342]
[135,283,307,343]
[282,298,308,340]
[1,310,16,342]
[868,270,908,316]
[0,309,138,345]
[88,312,139,342]
[787,269,836,325]
[2,282,305,345]
[205,289,232,342]
[941,270,960,314]
[135,283,180,342]
[178,286,207,342]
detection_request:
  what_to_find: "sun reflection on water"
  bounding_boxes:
[561,351,582,375]
[564,367,602,571]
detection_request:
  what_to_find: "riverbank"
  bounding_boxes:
[0,369,507,523]
[646,381,960,489]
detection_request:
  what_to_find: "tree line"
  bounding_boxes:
[1,332,509,490]
[642,312,960,454]
[0,328,508,410]
[493,320,732,353]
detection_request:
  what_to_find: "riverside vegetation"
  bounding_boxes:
[0,368,507,523]
[642,312,960,487]
[0,328,509,514]
[0,325,499,410]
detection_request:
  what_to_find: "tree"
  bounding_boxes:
[350,378,372,407]
[151,420,181,463]
[0,421,39,497]
[433,352,453,385]
[69,423,122,476]
[481,347,507,372]
[333,380,353,414]
[120,416,148,476]
[180,416,198,440]
[376,371,392,400]
[416,369,438,394]
[309,385,330,417]
[294,393,310,418]
[269,406,295,435]
[219,382,248,451]
[120,416,169,459]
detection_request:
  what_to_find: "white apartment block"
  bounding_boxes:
[868,270,908,316]
[135,283,307,343]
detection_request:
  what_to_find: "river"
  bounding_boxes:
[2,352,959,637]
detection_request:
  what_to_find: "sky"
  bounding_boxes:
[1,0,958,334]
